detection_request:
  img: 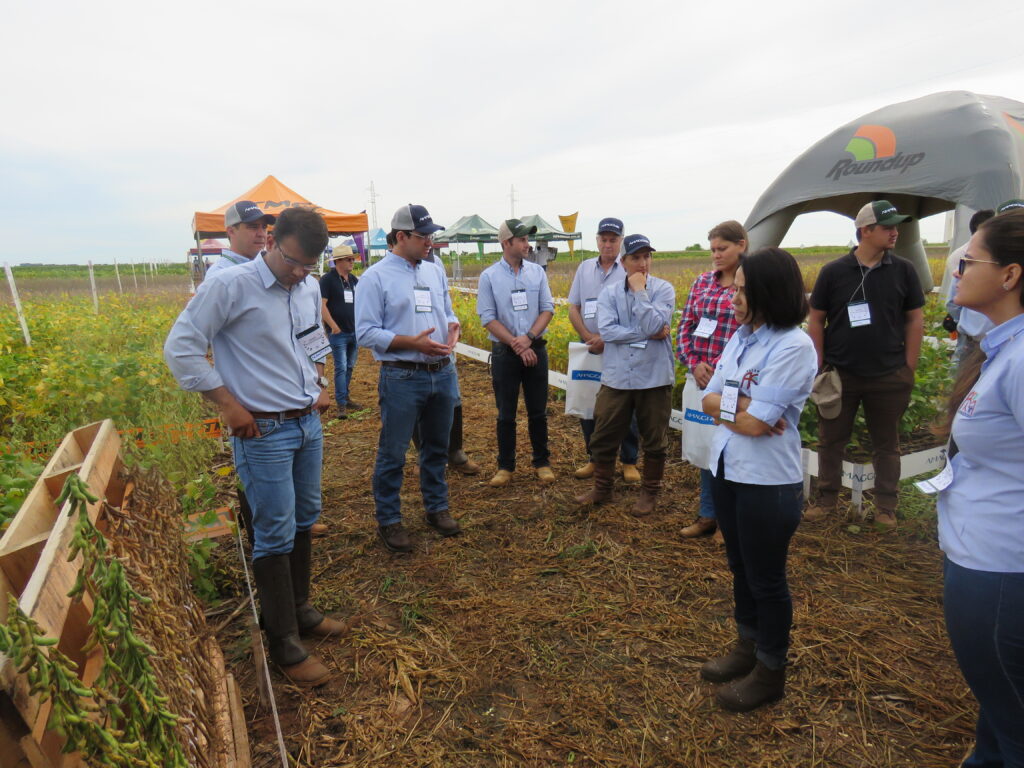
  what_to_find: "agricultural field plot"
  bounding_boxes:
[210,353,971,768]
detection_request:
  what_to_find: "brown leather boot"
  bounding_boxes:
[631,457,665,516]
[574,462,615,505]
[681,517,717,537]
[291,531,347,638]
[448,406,481,475]
[700,638,756,683]
[715,660,786,712]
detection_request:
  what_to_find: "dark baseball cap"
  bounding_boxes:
[996,199,1024,214]
[498,218,538,242]
[854,200,912,227]
[225,200,276,228]
[391,204,443,234]
[597,217,624,236]
[623,234,656,255]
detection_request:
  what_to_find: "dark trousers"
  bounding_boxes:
[817,365,914,512]
[944,557,1024,768]
[589,385,671,464]
[491,341,550,471]
[710,456,803,668]
[581,414,639,464]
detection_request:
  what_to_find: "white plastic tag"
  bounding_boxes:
[296,325,330,361]
[343,289,354,303]
[414,287,432,313]
[583,298,598,319]
[695,316,719,339]
[848,301,872,327]
[720,379,740,423]
[511,289,529,312]
[629,340,648,349]
[914,462,954,494]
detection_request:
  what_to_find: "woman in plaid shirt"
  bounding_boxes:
[675,221,747,542]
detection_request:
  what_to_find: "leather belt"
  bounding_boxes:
[381,358,451,372]
[249,406,314,420]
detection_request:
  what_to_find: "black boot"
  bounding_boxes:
[715,660,786,712]
[700,638,756,683]
[252,555,329,686]
[290,531,347,637]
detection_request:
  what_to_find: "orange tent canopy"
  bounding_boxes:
[191,175,368,237]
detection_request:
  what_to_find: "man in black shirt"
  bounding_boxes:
[806,200,925,527]
[320,246,361,416]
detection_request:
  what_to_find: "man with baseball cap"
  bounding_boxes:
[320,245,361,416]
[477,219,556,487]
[567,217,640,483]
[806,200,925,527]
[356,205,461,553]
[206,200,277,277]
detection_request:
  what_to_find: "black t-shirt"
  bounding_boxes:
[319,270,358,334]
[809,249,925,377]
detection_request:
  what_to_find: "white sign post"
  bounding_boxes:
[131,261,138,291]
[4,262,32,347]
[113,258,123,293]
[87,260,99,314]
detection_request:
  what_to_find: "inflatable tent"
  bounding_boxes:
[744,91,1024,290]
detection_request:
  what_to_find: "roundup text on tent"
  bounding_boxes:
[825,151,926,181]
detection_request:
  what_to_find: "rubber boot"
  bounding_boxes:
[290,530,347,638]
[715,660,786,712]
[252,554,330,687]
[448,406,480,474]
[632,457,665,516]
[700,638,756,683]
[574,462,615,505]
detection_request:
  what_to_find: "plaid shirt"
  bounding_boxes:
[674,270,740,369]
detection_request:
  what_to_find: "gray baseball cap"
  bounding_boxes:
[225,200,276,228]
[391,204,443,234]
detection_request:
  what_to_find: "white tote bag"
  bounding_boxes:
[565,342,604,419]
[681,374,717,469]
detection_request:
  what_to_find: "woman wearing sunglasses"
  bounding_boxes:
[699,247,817,712]
[938,209,1024,767]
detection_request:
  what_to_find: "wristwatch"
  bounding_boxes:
[526,331,537,341]
[317,376,329,389]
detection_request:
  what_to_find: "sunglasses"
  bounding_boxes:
[958,257,1000,274]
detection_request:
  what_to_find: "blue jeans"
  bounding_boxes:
[710,456,803,669]
[580,414,639,464]
[328,331,358,406]
[231,412,323,560]
[944,557,1024,768]
[373,364,457,526]
[699,468,716,519]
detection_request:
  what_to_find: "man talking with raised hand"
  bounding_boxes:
[206,200,276,277]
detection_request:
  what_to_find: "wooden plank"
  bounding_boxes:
[40,466,83,503]
[205,638,233,768]
[0,533,50,598]
[226,674,251,768]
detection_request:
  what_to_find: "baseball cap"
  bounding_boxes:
[996,199,1024,214]
[391,204,443,234]
[597,217,624,236]
[854,200,912,227]
[498,218,538,242]
[811,369,842,419]
[225,200,276,228]
[623,234,656,255]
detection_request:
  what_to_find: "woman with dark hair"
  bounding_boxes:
[698,247,817,712]
[675,221,747,544]
[937,209,1024,766]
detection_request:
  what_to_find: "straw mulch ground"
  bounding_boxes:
[210,351,975,768]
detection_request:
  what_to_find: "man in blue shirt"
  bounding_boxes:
[477,219,556,487]
[206,200,276,278]
[164,207,342,688]
[356,205,461,554]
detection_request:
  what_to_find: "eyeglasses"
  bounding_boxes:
[408,232,434,243]
[959,257,1000,274]
[277,243,317,272]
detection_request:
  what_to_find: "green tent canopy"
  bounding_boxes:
[518,214,581,242]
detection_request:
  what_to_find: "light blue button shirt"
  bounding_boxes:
[568,256,625,335]
[164,255,325,412]
[938,312,1024,572]
[355,252,457,363]
[596,275,676,389]
[706,325,817,485]
[476,258,555,340]
[205,249,251,277]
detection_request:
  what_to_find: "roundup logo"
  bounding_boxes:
[826,124,925,181]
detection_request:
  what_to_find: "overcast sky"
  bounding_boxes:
[3,0,1024,264]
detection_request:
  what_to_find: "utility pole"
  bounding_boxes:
[509,184,517,218]
[367,180,380,231]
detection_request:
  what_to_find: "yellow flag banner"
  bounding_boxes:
[559,212,579,257]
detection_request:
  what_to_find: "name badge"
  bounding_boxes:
[414,287,432,313]
[695,316,718,339]
[583,298,598,319]
[719,379,740,423]
[914,462,954,494]
[296,324,330,362]
[848,301,872,328]
[511,289,529,312]
[628,340,648,349]
[343,289,354,303]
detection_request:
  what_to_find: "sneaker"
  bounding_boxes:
[574,462,595,479]
[310,522,328,537]
[874,510,898,528]
[449,452,481,475]
[425,510,461,537]
[621,464,641,485]
[536,466,556,484]
[488,469,513,488]
[803,499,836,522]
[378,522,413,553]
